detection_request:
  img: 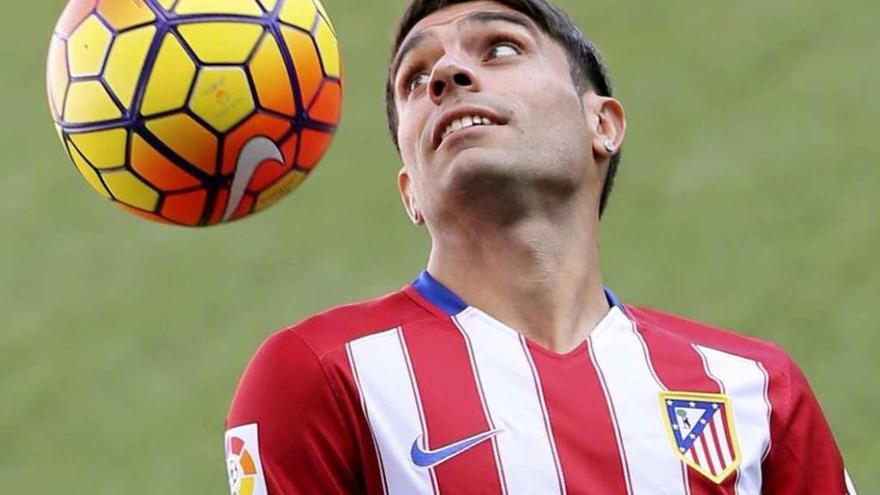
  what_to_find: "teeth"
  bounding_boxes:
[442,115,498,141]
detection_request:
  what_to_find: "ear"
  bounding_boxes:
[584,93,626,158]
[397,167,424,226]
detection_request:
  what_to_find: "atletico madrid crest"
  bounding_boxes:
[659,391,742,484]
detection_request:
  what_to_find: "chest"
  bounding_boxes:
[344,311,771,495]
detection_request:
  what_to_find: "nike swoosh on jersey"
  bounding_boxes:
[223,136,284,222]
[410,429,501,468]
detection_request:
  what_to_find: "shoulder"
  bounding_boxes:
[228,287,439,425]
[239,286,440,383]
[624,304,816,434]
[281,287,440,357]
[625,304,793,372]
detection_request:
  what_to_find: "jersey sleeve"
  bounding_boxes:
[225,330,360,494]
[761,356,855,494]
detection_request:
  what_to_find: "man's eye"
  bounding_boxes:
[407,72,430,94]
[487,42,520,60]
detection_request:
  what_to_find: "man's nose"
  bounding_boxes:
[428,56,478,104]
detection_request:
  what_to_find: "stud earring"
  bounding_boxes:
[603,139,616,153]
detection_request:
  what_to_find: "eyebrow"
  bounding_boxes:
[390,10,540,83]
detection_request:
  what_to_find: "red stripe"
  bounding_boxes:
[635,319,737,494]
[397,330,440,494]
[708,414,728,470]
[402,319,503,494]
[699,434,717,476]
[520,338,566,493]
[529,341,630,493]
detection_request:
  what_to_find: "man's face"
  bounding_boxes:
[392,1,607,226]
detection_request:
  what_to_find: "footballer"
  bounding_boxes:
[225,0,857,493]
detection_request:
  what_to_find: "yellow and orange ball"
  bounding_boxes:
[47,0,342,226]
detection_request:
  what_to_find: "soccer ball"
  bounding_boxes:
[46,0,342,226]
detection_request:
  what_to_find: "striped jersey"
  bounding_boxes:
[225,272,856,495]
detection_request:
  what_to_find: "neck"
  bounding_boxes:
[425,192,609,354]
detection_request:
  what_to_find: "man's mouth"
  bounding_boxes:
[441,115,498,142]
[432,107,507,149]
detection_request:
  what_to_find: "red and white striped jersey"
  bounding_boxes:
[225,272,856,495]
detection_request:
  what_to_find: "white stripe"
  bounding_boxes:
[695,346,771,495]
[348,328,434,495]
[701,425,723,473]
[712,410,733,467]
[590,308,688,495]
[845,468,858,495]
[455,308,564,495]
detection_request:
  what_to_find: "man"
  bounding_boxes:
[225,0,857,493]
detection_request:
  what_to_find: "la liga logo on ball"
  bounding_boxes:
[46,0,342,226]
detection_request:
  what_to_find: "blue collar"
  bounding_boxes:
[412,270,622,316]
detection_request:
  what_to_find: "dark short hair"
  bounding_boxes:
[385,0,622,215]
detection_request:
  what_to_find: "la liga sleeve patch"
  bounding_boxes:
[225,423,268,495]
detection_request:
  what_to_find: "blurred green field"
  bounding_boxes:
[2,0,878,492]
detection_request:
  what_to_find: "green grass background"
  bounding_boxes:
[2,0,878,492]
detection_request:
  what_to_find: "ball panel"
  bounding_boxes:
[308,79,341,125]
[248,162,286,193]
[175,0,263,16]
[104,25,156,110]
[313,16,339,79]
[64,80,123,123]
[47,37,69,121]
[255,170,306,213]
[56,0,98,38]
[67,142,112,198]
[97,0,156,30]
[221,112,291,175]
[279,0,316,31]
[69,128,128,169]
[101,169,160,211]
[249,34,296,116]
[189,67,256,133]
[160,189,208,226]
[178,22,263,64]
[296,128,331,169]
[145,113,218,175]
[140,33,197,116]
[131,134,201,191]
[280,26,322,107]
[67,15,113,78]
